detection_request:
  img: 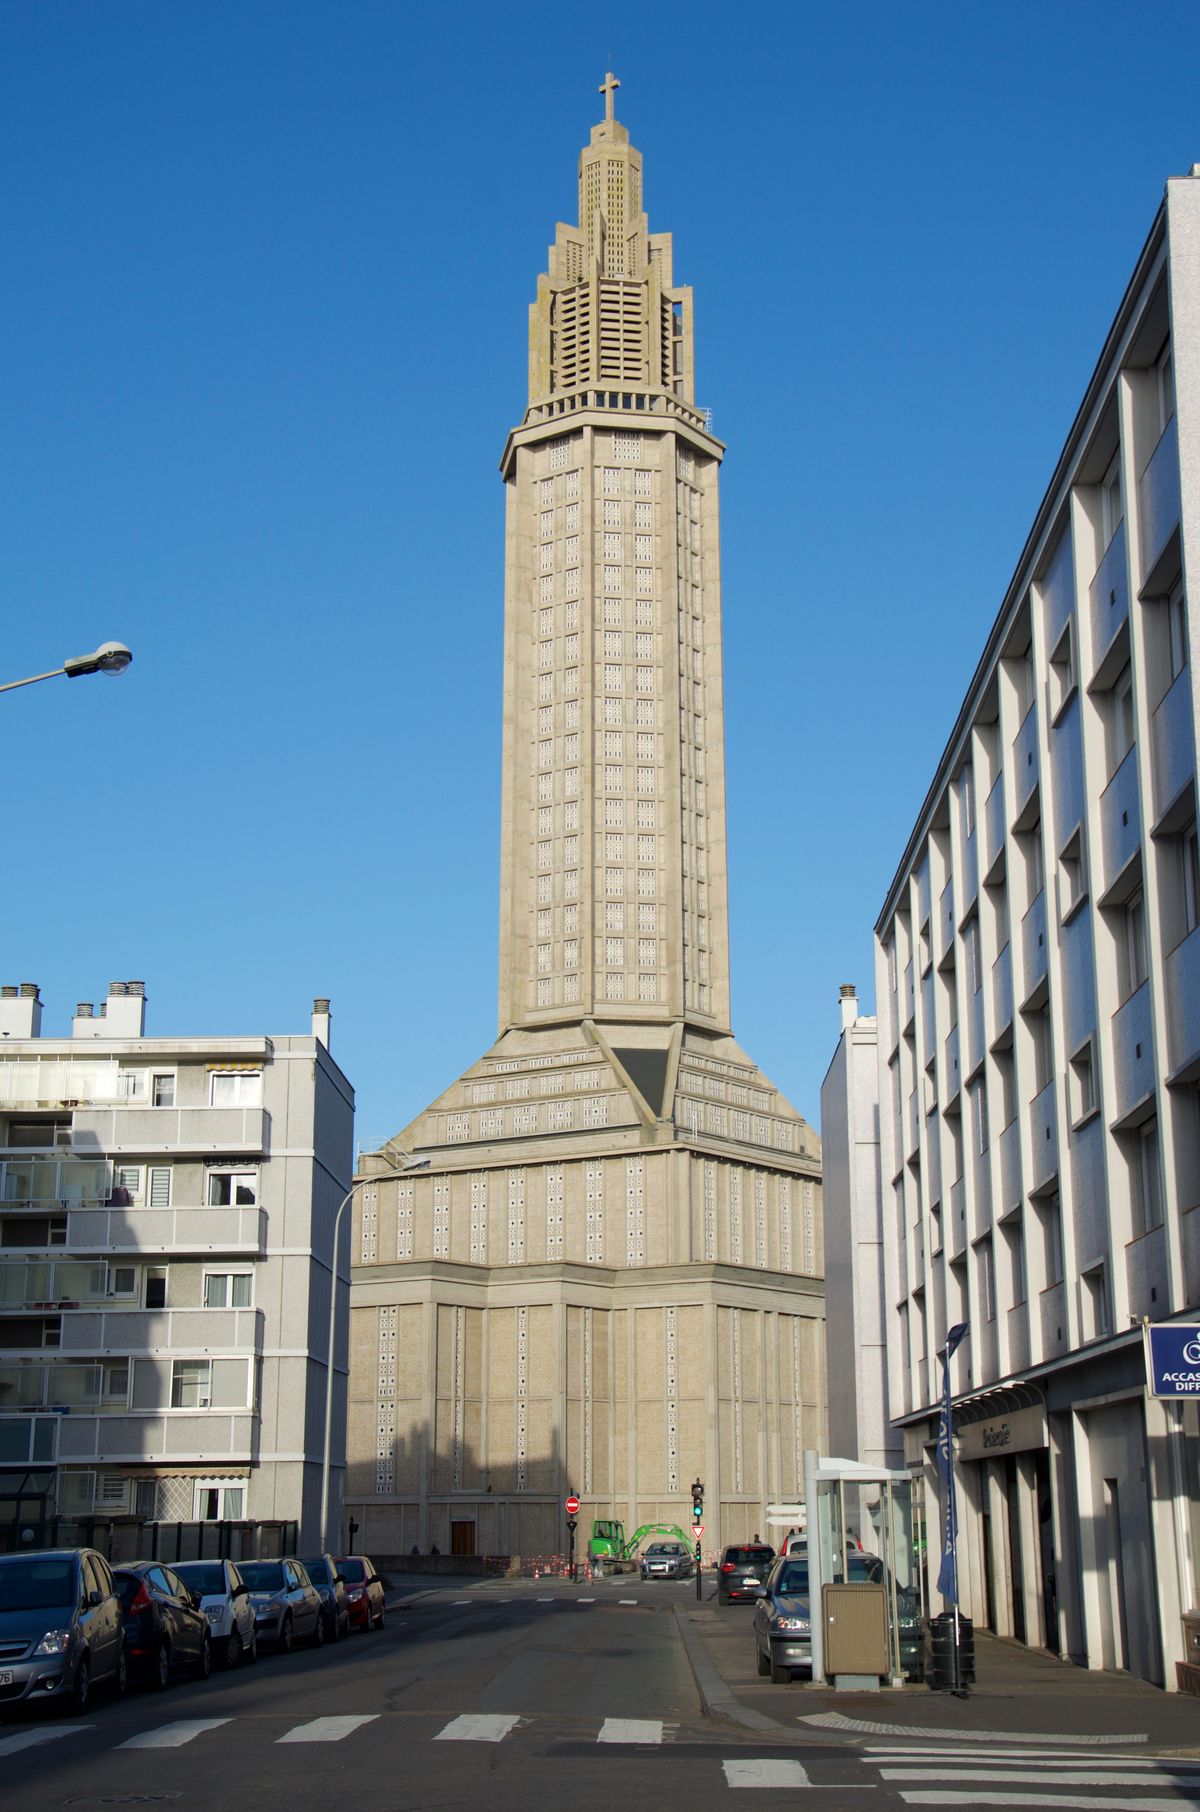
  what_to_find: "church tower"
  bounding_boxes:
[348,79,825,1562]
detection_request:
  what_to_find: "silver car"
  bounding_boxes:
[639,1541,693,1580]
[173,1559,258,1667]
[0,1548,126,1711]
[238,1558,323,1652]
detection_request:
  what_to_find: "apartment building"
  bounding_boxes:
[874,167,1200,1689]
[0,983,353,1548]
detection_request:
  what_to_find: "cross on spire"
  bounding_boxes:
[599,70,620,125]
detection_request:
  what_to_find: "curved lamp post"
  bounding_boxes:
[0,641,134,695]
[319,1150,430,1550]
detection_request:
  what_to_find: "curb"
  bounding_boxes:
[672,1606,792,1736]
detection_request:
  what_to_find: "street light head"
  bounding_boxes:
[63,641,134,680]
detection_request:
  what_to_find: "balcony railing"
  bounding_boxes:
[1099,748,1140,894]
[1011,705,1039,821]
[63,1205,267,1259]
[1126,1223,1168,1322]
[943,1025,961,1104]
[1139,414,1179,584]
[992,943,1013,1035]
[1007,1301,1030,1373]
[0,1260,113,1309]
[936,879,955,965]
[998,1117,1021,1215]
[1028,1081,1059,1194]
[57,1306,263,1357]
[982,775,1005,880]
[1021,889,1047,1003]
[70,1106,269,1156]
[1151,665,1195,825]
[1,1158,111,1207]
[1039,1282,1066,1360]
[1165,926,1200,1078]
[1111,982,1154,1122]
[1089,519,1129,670]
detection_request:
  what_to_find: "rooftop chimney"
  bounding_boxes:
[0,983,42,1039]
[312,997,331,1049]
[839,983,859,1032]
[72,1001,99,1039]
[103,981,147,1039]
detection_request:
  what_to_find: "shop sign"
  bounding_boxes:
[1144,1322,1200,1397]
[955,1403,1047,1460]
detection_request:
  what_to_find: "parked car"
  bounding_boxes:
[716,1543,775,1605]
[0,1547,125,1712]
[238,1558,323,1652]
[334,1556,385,1632]
[114,1563,212,1689]
[639,1541,693,1581]
[172,1559,258,1668]
[301,1556,350,1642]
[752,1550,907,1683]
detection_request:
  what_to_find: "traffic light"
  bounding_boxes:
[691,1477,704,1526]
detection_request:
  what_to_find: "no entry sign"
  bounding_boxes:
[565,1494,580,1514]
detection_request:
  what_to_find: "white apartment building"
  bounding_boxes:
[0,982,353,1549]
[820,986,900,1472]
[875,166,1200,1689]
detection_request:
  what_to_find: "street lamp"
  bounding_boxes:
[318,1150,431,1550]
[0,641,133,695]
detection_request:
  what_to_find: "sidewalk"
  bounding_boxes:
[673,1600,1200,1753]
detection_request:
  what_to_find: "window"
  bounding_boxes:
[134,1478,159,1518]
[1184,820,1200,936]
[194,1480,245,1521]
[145,1267,167,1310]
[1101,450,1123,547]
[209,1071,262,1107]
[1082,1263,1109,1339]
[171,1359,211,1409]
[1130,1117,1163,1236]
[148,1166,171,1208]
[1031,1004,1053,1094]
[151,1073,175,1108]
[976,1235,996,1322]
[1058,825,1086,922]
[962,767,975,838]
[107,1266,136,1298]
[118,1070,146,1100]
[1109,661,1135,774]
[114,1166,142,1204]
[1047,622,1076,721]
[1038,1193,1064,1287]
[204,1272,252,1309]
[1167,579,1188,684]
[207,1171,257,1207]
[1068,1040,1097,1125]
[1157,337,1175,435]
[101,1361,129,1404]
[1120,888,1148,1000]
[965,918,982,995]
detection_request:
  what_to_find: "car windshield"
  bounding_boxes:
[239,1562,285,1591]
[647,1544,677,1555]
[0,1557,77,1611]
[725,1547,773,1566]
[337,1558,366,1583]
[301,1558,331,1585]
[174,1563,227,1596]
[774,1561,810,1595]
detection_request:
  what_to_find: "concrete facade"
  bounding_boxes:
[874,168,1200,1688]
[347,78,825,1562]
[819,986,899,1472]
[0,982,354,1547]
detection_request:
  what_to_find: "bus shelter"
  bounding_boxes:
[802,1450,923,1686]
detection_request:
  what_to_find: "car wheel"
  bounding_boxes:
[373,1604,385,1630]
[113,1644,128,1699]
[246,1628,258,1664]
[328,1609,340,1643]
[225,1628,242,1669]
[756,1642,770,1677]
[71,1656,90,1714]
[312,1611,325,1648]
[152,1641,171,1691]
[770,1654,791,1685]
[278,1614,293,1655]
[196,1633,211,1680]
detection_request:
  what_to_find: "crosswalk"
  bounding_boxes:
[863,1743,1200,1808]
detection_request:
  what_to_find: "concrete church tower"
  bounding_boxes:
[348,77,825,1561]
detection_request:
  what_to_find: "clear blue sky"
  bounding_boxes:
[3,1,1199,1148]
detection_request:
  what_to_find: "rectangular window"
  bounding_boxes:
[1121,888,1148,999]
[151,1073,175,1108]
[1069,1040,1097,1124]
[1101,450,1123,546]
[1168,579,1188,684]
[204,1272,253,1309]
[207,1171,258,1207]
[171,1359,211,1410]
[603,467,621,495]
[1157,336,1175,435]
[1082,1264,1109,1339]
[209,1072,262,1107]
[1109,662,1135,775]
[1058,825,1086,922]
[148,1166,171,1208]
[977,1236,996,1322]
[145,1267,167,1309]
[118,1070,146,1100]
[1131,1117,1163,1236]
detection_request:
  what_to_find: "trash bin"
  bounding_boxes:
[929,1610,975,1689]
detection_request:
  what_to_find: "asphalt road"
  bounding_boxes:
[3,1577,1196,1811]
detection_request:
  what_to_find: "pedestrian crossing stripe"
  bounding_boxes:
[0,1725,91,1759]
[897,1796,1195,1811]
[118,1720,231,1750]
[276,1716,380,1743]
[597,1718,663,1745]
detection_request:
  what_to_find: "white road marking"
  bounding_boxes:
[866,1748,1168,1763]
[805,1712,1147,1745]
[277,1715,380,1743]
[537,1596,554,1602]
[0,1725,92,1757]
[618,1598,639,1605]
[723,1759,811,1789]
[598,1718,663,1745]
[434,1713,520,1743]
[453,1600,472,1605]
[119,1719,231,1750]
[578,1596,596,1603]
[898,1796,1193,1810]
[884,1769,1185,1787]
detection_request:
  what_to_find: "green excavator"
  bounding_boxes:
[587,1519,692,1575]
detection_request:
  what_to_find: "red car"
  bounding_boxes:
[334,1556,385,1631]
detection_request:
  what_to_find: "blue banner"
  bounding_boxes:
[1145,1323,1200,1397]
[935,1323,968,1605]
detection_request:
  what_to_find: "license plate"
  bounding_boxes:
[743,1577,758,1586]
[0,1671,13,1686]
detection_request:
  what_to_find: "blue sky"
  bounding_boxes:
[3,0,1199,1149]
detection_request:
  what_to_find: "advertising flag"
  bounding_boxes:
[936,1323,968,1605]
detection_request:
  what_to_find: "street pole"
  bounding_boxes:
[567,1518,577,1581]
[695,1538,702,1601]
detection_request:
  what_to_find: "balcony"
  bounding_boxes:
[1111,982,1154,1122]
[1042,533,1075,648]
[1021,890,1048,1004]
[1127,1223,1168,1322]
[965,983,986,1077]
[926,1132,942,1207]
[1039,1282,1067,1360]
[978,1316,999,1384]
[997,1117,1022,1216]
[53,1410,257,1465]
[949,1177,966,1260]
[1007,1301,1030,1373]
[917,859,932,931]
[982,775,1005,881]
[936,879,955,966]
[961,827,979,920]
[902,960,915,1033]
[992,943,1013,1036]
[1098,749,1140,894]
[1,1157,111,1209]
[1089,519,1129,670]
[943,1025,961,1104]
[1028,1081,1058,1194]
[1011,705,1040,823]
[64,1205,267,1259]
[0,1259,110,1309]
[1151,666,1195,826]
[0,1361,113,1411]
[70,1106,270,1158]
[57,1306,263,1357]
[907,1090,919,1155]
[1165,926,1200,1077]
[1139,414,1180,586]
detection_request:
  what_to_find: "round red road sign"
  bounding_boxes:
[565,1494,581,1515]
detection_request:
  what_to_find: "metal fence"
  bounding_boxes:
[0,1517,298,1563]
